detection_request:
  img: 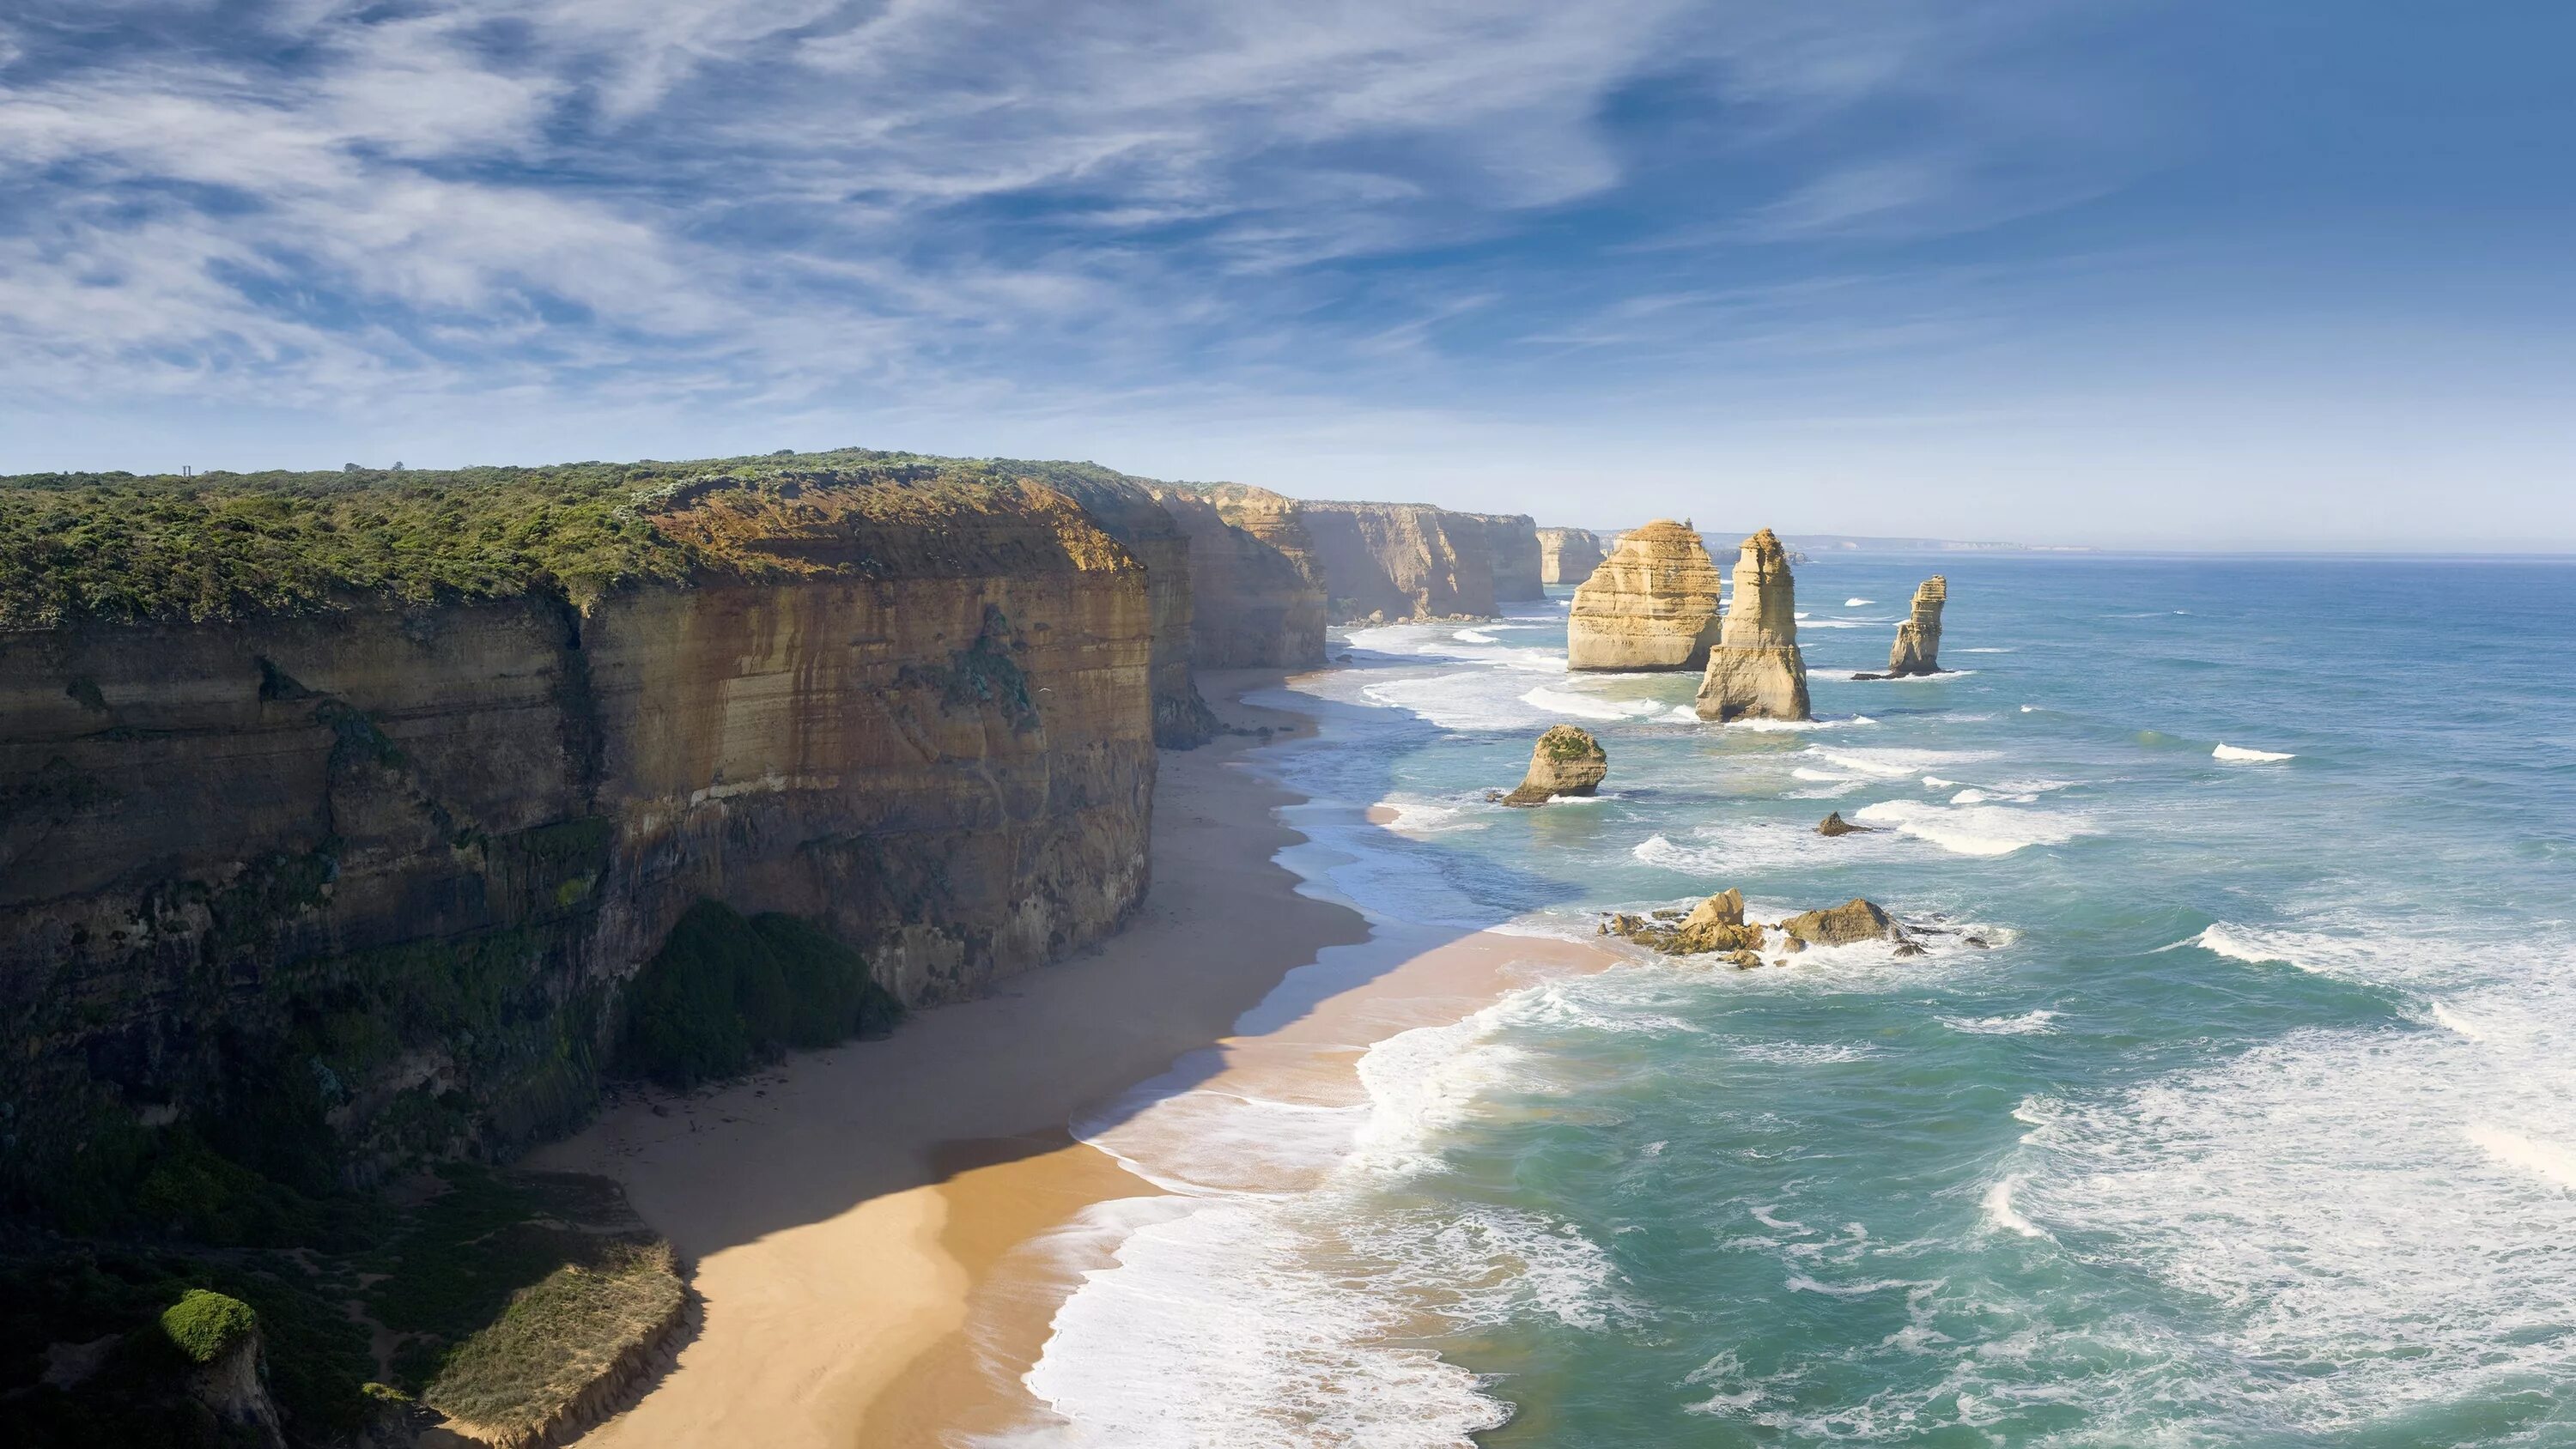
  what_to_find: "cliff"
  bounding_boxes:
[1882,575,1947,676]
[1467,512,1545,601]
[1694,528,1812,721]
[1143,482,1328,669]
[1565,519,1724,672]
[1536,528,1604,585]
[0,454,1157,1222]
[993,462,1220,748]
[1298,500,1500,621]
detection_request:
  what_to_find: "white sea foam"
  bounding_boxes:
[1961,646,2013,653]
[1721,714,1874,733]
[1521,687,1667,721]
[1845,597,1873,607]
[1851,799,2090,857]
[1632,820,1901,875]
[1452,627,1497,644]
[1941,1010,2058,1036]
[1981,1175,2051,1238]
[2466,1125,2576,1189]
[2213,743,2294,762]
[1920,775,1955,789]
[1803,746,1996,780]
[1734,1041,1880,1065]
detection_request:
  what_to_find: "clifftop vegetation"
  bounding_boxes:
[0,447,1185,629]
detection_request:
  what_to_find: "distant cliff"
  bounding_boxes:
[1536,528,1604,585]
[0,454,1159,1220]
[1298,500,1500,621]
[1467,512,1545,601]
[1145,482,1328,669]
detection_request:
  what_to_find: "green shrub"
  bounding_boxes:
[157,1290,255,1365]
[615,901,897,1088]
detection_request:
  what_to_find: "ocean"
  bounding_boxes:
[1007,554,2576,1447]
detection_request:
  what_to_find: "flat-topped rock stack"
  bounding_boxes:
[1566,519,1725,671]
[1882,575,1947,677]
[1693,528,1813,721]
[1536,527,1605,585]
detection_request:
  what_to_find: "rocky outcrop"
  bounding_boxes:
[1498,724,1607,806]
[1021,465,1221,747]
[1299,500,1499,621]
[1144,482,1328,669]
[1693,528,1812,722]
[1467,513,1545,600]
[1567,520,1724,671]
[1882,575,1947,676]
[1777,898,1904,947]
[1817,811,1879,836]
[0,466,1159,1205]
[1601,888,1765,965]
[1536,528,1604,585]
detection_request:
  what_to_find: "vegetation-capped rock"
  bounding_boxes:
[1501,724,1608,805]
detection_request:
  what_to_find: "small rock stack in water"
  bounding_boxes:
[1500,724,1609,805]
[1566,519,1724,671]
[1879,575,1947,677]
[1694,528,1813,721]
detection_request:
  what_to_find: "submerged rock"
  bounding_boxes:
[1816,811,1880,837]
[1777,897,1904,948]
[1881,575,1947,677]
[1567,520,1725,671]
[1694,529,1813,722]
[1501,724,1609,806]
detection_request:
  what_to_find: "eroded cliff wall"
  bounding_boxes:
[0,465,1157,1208]
[1468,512,1545,601]
[1536,528,1604,585]
[1300,500,1500,621]
[1145,482,1328,669]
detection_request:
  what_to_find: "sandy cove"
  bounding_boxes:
[535,669,1618,1446]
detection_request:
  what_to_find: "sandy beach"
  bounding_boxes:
[535,669,1615,1446]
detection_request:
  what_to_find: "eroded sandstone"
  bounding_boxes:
[1694,528,1813,721]
[1536,527,1605,585]
[1567,520,1724,671]
[1499,724,1607,806]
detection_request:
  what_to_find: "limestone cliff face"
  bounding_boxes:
[0,473,1157,1192]
[1145,483,1328,669]
[1299,500,1499,621]
[1883,575,1947,676]
[1017,466,1220,747]
[1536,528,1605,585]
[1694,528,1813,722]
[1566,520,1724,672]
[1468,513,1545,601]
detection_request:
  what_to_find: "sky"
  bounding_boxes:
[2,1,2571,549]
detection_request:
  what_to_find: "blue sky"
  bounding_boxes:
[2,1,2570,549]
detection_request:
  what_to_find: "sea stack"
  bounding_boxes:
[1565,519,1724,671]
[1693,528,1813,721]
[1501,724,1609,806]
[1536,527,1606,585]
[1883,575,1947,676]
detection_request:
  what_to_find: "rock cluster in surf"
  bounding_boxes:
[1693,528,1813,722]
[1601,888,1765,966]
[1816,811,1878,836]
[1566,520,1725,671]
[1498,724,1609,806]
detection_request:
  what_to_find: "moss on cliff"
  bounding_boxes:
[615,900,900,1089]
[0,447,1163,629]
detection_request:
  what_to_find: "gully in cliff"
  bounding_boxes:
[1855,575,1948,680]
[1693,528,1813,722]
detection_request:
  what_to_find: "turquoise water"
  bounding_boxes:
[1023,555,2576,1447]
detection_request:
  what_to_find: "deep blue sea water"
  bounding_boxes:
[1018,554,2576,1447]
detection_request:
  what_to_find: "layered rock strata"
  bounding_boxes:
[1693,528,1813,722]
[1498,724,1607,806]
[1020,464,1222,746]
[1468,512,1546,600]
[1601,888,1765,966]
[0,465,1158,1201]
[1536,528,1605,585]
[1567,519,1725,671]
[1299,500,1500,621]
[1881,575,1947,677]
[1144,482,1328,669]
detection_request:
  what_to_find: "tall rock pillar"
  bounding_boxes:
[1883,575,1947,676]
[1693,528,1812,721]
